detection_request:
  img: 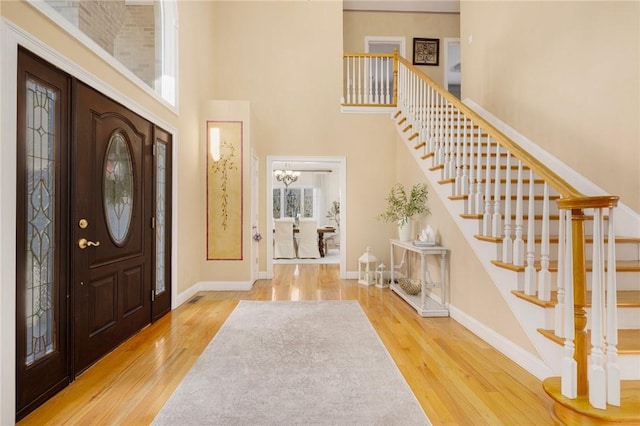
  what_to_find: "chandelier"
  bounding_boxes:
[273,168,301,187]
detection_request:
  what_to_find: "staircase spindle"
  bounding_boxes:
[502,151,513,263]
[555,208,566,337]
[385,57,390,104]
[435,93,444,166]
[449,108,459,182]
[468,122,477,214]
[482,136,493,236]
[492,144,502,238]
[460,116,469,198]
[524,169,537,295]
[588,208,606,409]
[606,206,621,406]
[358,56,363,104]
[538,183,551,301]
[561,209,577,399]
[513,160,525,267]
[473,127,484,215]
[426,86,434,153]
[454,110,463,194]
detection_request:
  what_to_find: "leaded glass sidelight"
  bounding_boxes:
[25,79,56,365]
[104,133,134,245]
[155,142,166,295]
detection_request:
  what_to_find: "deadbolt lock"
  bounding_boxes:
[78,219,89,229]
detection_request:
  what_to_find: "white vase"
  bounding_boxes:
[398,219,412,241]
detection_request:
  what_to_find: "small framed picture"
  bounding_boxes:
[413,38,439,66]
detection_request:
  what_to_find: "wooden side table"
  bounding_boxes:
[389,239,449,317]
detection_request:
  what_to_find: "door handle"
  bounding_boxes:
[78,238,100,249]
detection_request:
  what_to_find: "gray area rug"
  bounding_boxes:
[152,300,431,425]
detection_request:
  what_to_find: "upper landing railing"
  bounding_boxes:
[342,50,621,411]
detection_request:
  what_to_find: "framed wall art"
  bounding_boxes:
[413,38,439,66]
[206,120,243,260]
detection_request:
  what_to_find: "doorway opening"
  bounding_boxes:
[443,38,461,99]
[266,156,346,279]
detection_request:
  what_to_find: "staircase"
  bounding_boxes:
[342,51,640,423]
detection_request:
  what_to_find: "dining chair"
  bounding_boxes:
[296,218,320,258]
[273,218,296,259]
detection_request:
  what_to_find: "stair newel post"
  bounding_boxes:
[513,160,525,268]
[568,206,589,397]
[589,207,606,409]
[606,204,621,407]
[561,207,577,399]
[392,49,398,106]
[473,126,484,216]
[502,151,513,263]
[555,208,566,337]
[482,136,493,236]
[385,56,391,104]
[538,183,551,301]
[346,56,352,104]
[524,170,537,296]
[358,57,367,104]
[453,109,463,193]
[491,144,502,238]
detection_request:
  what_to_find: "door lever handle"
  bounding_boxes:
[78,238,100,249]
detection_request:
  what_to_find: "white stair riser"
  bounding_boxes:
[514,269,638,292]
[544,306,640,330]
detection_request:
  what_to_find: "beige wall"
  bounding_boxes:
[208,1,401,273]
[461,1,640,212]
[344,10,460,86]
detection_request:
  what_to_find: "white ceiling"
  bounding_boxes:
[343,0,460,14]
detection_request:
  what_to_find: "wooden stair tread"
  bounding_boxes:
[474,234,638,245]
[537,328,640,354]
[543,377,640,424]
[493,259,640,273]
[512,290,640,309]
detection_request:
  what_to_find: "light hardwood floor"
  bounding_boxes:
[19,264,554,425]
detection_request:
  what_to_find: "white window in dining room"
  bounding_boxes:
[273,188,315,219]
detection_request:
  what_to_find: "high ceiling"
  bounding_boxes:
[343,0,460,14]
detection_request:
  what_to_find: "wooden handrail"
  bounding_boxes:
[395,55,585,201]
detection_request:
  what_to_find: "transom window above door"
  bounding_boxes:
[33,0,177,106]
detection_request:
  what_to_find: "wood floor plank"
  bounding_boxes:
[18,264,554,425]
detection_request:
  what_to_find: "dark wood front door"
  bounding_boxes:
[72,81,154,373]
[16,49,172,420]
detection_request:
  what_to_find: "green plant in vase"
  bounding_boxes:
[377,183,430,241]
[326,200,340,229]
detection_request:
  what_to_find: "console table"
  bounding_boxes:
[389,239,449,317]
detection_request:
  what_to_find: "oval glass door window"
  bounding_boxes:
[103,132,134,245]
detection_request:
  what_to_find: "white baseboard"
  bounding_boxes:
[174,280,254,308]
[199,280,254,291]
[449,305,554,381]
[464,98,640,237]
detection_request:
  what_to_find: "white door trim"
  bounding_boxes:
[364,36,406,58]
[266,156,347,279]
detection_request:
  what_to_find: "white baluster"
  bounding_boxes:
[513,160,525,268]
[443,101,451,177]
[561,210,577,399]
[468,122,476,215]
[357,56,362,104]
[524,169,537,296]
[454,110,463,195]
[448,108,459,181]
[492,145,502,238]
[346,56,352,104]
[538,183,551,301]
[606,207,621,406]
[589,208,606,409]
[385,57,390,104]
[555,209,566,337]
[482,137,492,236]
[473,127,484,216]
[460,116,469,197]
[502,151,513,263]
